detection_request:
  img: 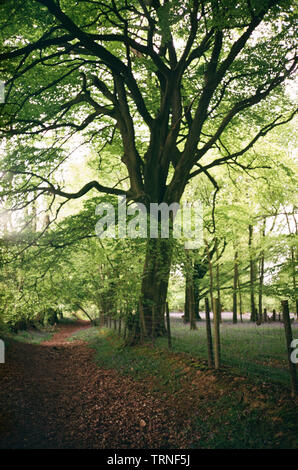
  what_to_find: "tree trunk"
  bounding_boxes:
[282,300,297,397]
[76,304,93,322]
[185,251,197,329]
[233,249,238,324]
[191,267,202,321]
[272,308,276,322]
[205,297,214,368]
[138,237,173,341]
[205,241,214,313]
[290,245,298,319]
[193,247,217,321]
[215,240,222,323]
[189,281,197,330]
[258,219,266,322]
[249,224,257,322]
[184,281,190,323]
[194,297,201,320]
[238,276,243,323]
[213,298,221,370]
[284,211,297,319]
[165,302,172,349]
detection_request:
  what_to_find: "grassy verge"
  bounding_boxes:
[70,325,298,449]
[69,326,194,393]
[0,314,78,345]
[156,319,298,388]
[69,321,298,389]
[189,392,298,449]
[1,326,55,345]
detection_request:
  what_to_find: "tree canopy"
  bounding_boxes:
[0,0,297,339]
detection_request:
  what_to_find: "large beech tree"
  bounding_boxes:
[0,0,297,339]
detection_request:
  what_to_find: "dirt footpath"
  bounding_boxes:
[0,322,188,449]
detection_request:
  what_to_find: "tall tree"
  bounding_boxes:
[0,0,296,339]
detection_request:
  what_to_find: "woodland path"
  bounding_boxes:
[0,322,189,449]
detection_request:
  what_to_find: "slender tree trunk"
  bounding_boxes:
[189,281,197,330]
[237,275,243,322]
[205,241,214,313]
[290,245,298,319]
[284,211,298,319]
[193,249,216,321]
[76,304,93,322]
[249,224,257,322]
[185,251,196,330]
[213,298,221,370]
[258,219,266,322]
[233,249,238,324]
[273,308,276,322]
[205,297,214,368]
[193,280,202,320]
[258,254,265,318]
[215,240,222,322]
[282,300,297,397]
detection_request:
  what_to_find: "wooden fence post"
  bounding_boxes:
[205,297,214,368]
[282,300,297,397]
[213,298,221,370]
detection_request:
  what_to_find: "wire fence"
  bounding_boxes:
[168,311,297,388]
[101,302,297,393]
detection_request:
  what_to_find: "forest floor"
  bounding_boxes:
[0,321,297,449]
